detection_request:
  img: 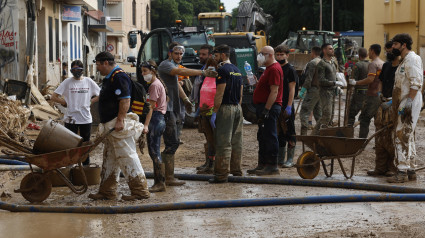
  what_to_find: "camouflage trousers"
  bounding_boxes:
[313,89,334,135]
[374,107,396,173]
[299,87,322,135]
[359,96,380,138]
[347,89,367,126]
[214,104,243,180]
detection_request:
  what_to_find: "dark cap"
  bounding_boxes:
[95,51,115,62]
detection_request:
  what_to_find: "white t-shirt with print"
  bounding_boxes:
[54,77,101,124]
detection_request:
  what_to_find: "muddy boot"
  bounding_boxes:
[387,171,408,183]
[282,147,295,168]
[277,146,286,168]
[407,170,417,181]
[88,175,118,200]
[149,159,166,193]
[367,170,386,177]
[122,174,150,201]
[247,155,265,174]
[255,164,280,176]
[197,156,214,174]
[196,143,209,170]
[163,153,185,186]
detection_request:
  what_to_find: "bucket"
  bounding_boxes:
[71,165,101,186]
[33,120,83,154]
[50,167,71,187]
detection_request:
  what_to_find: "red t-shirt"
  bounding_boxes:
[253,62,284,105]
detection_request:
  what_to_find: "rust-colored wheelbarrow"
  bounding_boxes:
[3,129,113,203]
[295,127,387,180]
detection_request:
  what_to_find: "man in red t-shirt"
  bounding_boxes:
[247,46,284,175]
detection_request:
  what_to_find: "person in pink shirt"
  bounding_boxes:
[141,60,168,192]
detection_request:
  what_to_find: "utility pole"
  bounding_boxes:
[319,0,322,31]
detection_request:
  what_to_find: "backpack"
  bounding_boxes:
[111,69,150,122]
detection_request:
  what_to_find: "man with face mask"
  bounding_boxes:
[208,44,244,183]
[349,44,384,138]
[347,47,370,127]
[158,42,217,186]
[367,41,399,177]
[247,46,284,175]
[386,33,423,183]
[52,60,100,166]
[313,44,343,135]
[274,44,299,168]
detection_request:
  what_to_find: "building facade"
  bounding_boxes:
[364,0,425,64]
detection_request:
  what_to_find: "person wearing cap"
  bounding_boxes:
[209,44,244,183]
[386,33,423,183]
[88,52,150,201]
[52,60,100,166]
[158,42,217,186]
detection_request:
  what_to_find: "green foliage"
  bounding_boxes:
[231,6,239,30]
[151,0,220,29]
[256,0,364,46]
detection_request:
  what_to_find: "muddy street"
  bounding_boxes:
[1,105,425,237]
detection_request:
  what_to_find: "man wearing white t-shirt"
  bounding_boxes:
[52,60,101,165]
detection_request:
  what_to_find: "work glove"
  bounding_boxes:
[399,98,413,123]
[202,69,218,78]
[335,81,344,87]
[381,100,392,110]
[379,92,386,102]
[210,112,217,129]
[298,87,307,99]
[283,105,292,117]
[183,97,194,114]
[349,79,357,86]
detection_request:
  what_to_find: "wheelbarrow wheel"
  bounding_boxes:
[296,151,320,179]
[20,172,52,203]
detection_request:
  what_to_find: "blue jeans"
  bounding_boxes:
[147,111,166,161]
[256,103,281,166]
[163,111,180,154]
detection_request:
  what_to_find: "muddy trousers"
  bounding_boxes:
[163,111,180,154]
[313,89,334,135]
[347,89,367,126]
[256,103,281,166]
[299,87,322,135]
[358,96,380,138]
[374,128,397,173]
[65,123,91,165]
[147,111,166,161]
[214,104,243,180]
[200,114,216,158]
[98,134,149,198]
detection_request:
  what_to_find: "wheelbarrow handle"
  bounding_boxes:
[364,124,393,147]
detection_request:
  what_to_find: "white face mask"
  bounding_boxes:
[143,73,153,83]
[257,53,266,66]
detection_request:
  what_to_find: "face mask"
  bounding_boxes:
[386,52,395,61]
[392,48,401,57]
[257,54,266,66]
[71,67,83,79]
[277,59,286,64]
[143,73,153,83]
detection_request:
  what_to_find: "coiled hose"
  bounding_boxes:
[1,173,425,214]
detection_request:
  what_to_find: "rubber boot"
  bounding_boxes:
[149,158,166,193]
[387,171,408,183]
[121,174,150,201]
[88,175,118,200]
[282,146,295,168]
[277,146,286,168]
[163,153,185,186]
[197,156,214,174]
[255,164,280,176]
[196,143,209,170]
[247,155,265,174]
[407,169,417,181]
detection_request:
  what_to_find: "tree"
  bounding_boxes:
[151,0,179,28]
[177,0,194,26]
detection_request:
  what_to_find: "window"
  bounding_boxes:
[141,33,159,62]
[161,32,171,60]
[49,17,53,62]
[55,19,59,61]
[70,25,73,60]
[132,0,136,26]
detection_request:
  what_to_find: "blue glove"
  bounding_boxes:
[298,87,307,99]
[210,112,217,129]
[194,107,200,117]
[284,105,292,117]
[381,100,392,110]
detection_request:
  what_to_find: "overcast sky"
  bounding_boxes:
[221,0,239,12]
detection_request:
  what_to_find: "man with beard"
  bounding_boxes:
[158,42,217,186]
[209,44,244,183]
[387,33,423,183]
[367,41,399,177]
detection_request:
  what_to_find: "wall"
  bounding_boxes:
[0,0,20,81]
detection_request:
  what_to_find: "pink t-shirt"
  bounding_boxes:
[148,79,167,114]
